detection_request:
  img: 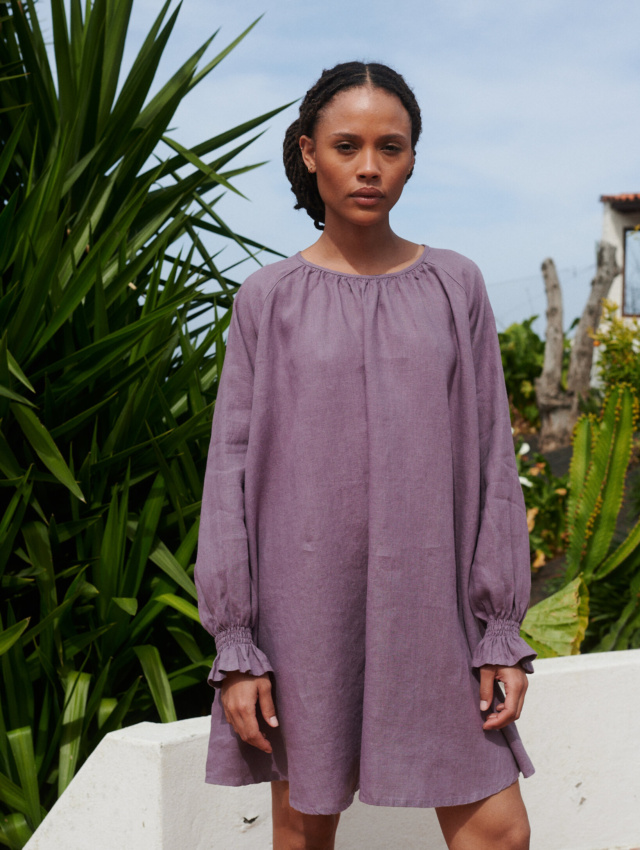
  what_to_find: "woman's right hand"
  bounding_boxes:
[220,671,279,754]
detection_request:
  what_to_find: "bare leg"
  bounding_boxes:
[435,780,530,850]
[271,780,341,850]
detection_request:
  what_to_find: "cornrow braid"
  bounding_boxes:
[283,61,422,231]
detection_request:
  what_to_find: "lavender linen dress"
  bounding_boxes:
[194,244,537,815]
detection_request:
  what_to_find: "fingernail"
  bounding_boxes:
[480,700,489,711]
[268,716,279,727]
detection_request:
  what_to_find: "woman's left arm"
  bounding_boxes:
[465,262,537,729]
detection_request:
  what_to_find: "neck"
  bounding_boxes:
[308,216,409,275]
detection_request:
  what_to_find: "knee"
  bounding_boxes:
[280,816,340,850]
[503,818,531,850]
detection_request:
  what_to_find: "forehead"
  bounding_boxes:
[315,85,411,134]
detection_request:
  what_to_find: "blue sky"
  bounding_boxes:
[42,1,640,332]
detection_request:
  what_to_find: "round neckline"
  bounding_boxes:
[295,244,431,279]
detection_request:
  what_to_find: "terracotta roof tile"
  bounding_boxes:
[600,192,640,203]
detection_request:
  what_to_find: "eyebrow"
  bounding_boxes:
[328,131,409,142]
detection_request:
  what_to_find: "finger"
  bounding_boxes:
[515,683,527,719]
[257,679,279,728]
[479,666,495,711]
[235,703,273,754]
[483,683,520,730]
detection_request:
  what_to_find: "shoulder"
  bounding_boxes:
[238,255,302,302]
[424,246,487,301]
[232,255,303,326]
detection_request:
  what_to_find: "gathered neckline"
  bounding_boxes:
[295,244,431,279]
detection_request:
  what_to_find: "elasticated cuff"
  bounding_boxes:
[208,625,274,688]
[471,618,536,674]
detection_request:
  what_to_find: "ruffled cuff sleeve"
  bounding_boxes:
[464,260,537,675]
[208,626,274,689]
[471,618,536,674]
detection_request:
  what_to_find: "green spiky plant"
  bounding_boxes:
[0,1,290,845]
[564,382,640,584]
[519,383,640,659]
[564,383,640,651]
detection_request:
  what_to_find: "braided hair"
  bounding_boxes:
[283,61,422,231]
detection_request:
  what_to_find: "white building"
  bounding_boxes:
[600,191,640,319]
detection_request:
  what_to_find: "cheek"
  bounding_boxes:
[315,161,346,197]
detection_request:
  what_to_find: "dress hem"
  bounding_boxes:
[357,771,525,810]
[205,768,532,815]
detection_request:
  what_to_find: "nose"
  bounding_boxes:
[356,147,380,179]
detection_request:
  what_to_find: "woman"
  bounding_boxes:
[195,61,536,850]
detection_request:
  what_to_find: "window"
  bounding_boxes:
[624,227,640,315]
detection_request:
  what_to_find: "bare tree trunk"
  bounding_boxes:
[534,259,573,450]
[566,242,619,406]
[534,242,619,452]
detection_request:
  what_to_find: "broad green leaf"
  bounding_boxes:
[520,576,589,658]
[134,645,177,723]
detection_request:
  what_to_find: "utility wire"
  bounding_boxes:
[486,263,595,290]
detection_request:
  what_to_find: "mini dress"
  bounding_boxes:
[194,245,536,815]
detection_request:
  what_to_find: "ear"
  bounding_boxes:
[299,135,317,173]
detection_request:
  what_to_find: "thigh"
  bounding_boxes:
[271,781,341,848]
[435,780,530,850]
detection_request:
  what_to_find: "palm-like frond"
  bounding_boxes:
[0,2,288,843]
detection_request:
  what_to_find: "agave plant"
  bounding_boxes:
[0,1,289,844]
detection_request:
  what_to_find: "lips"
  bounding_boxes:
[350,188,383,198]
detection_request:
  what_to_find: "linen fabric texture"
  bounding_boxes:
[194,245,537,815]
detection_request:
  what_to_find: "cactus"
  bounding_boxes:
[564,382,640,583]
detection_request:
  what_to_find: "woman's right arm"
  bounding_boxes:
[194,282,278,749]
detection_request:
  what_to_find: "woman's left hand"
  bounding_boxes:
[479,663,528,731]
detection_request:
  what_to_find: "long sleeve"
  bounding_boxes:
[194,281,274,689]
[465,265,537,674]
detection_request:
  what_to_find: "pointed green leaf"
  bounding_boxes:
[155,593,200,624]
[0,619,30,657]
[134,645,177,723]
[10,404,85,501]
[112,597,138,617]
[7,727,41,828]
[58,670,92,796]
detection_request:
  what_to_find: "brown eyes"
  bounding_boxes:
[334,143,402,153]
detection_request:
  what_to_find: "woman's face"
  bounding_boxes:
[299,85,415,231]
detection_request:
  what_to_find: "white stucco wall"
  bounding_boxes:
[601,203,640,321]
[24,650,640,850]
